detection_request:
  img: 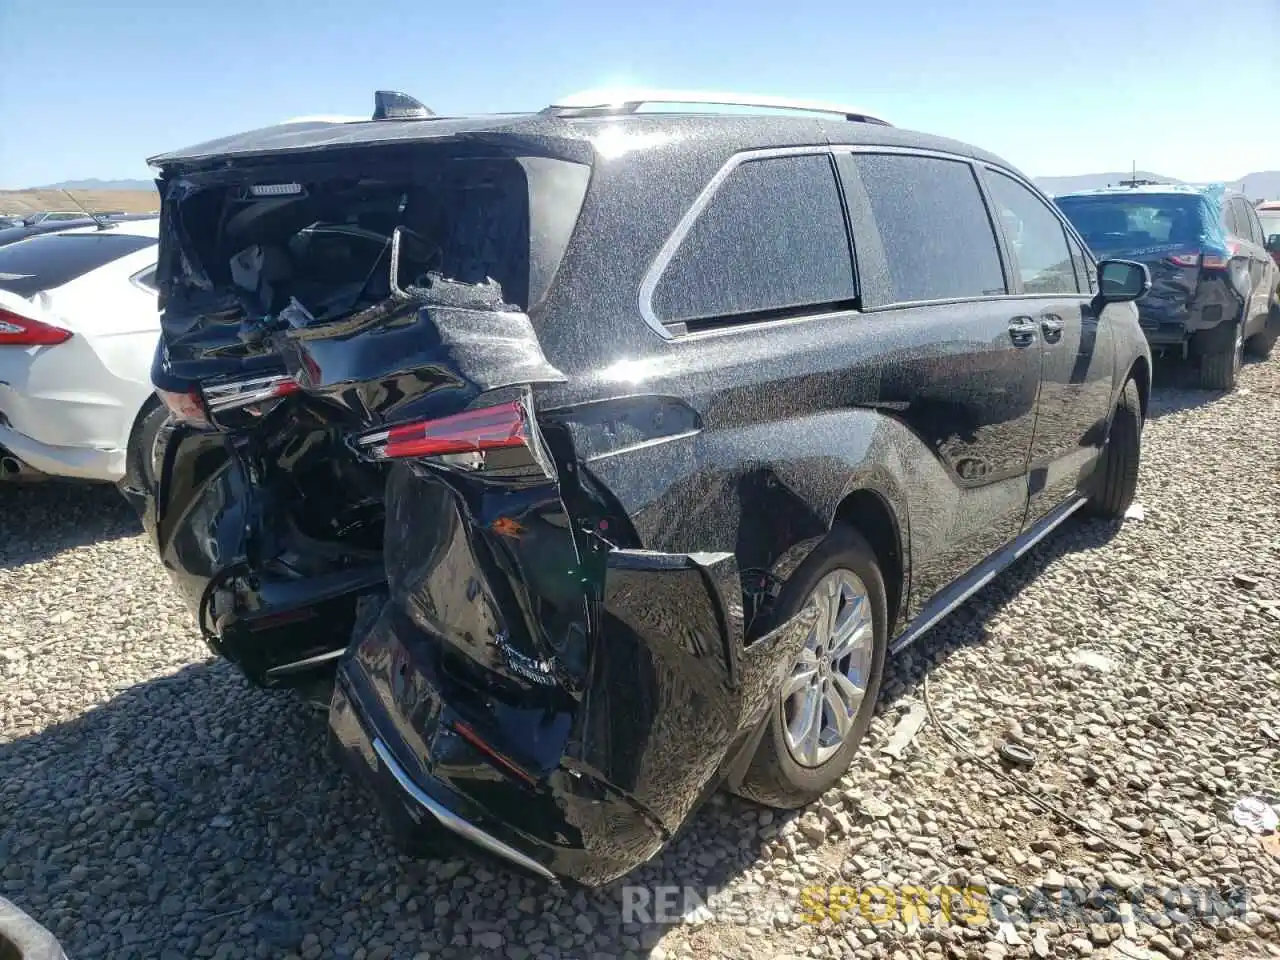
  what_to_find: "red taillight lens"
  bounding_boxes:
[1166,253,1200,267]
[157,387,211,427]
[364,400,529,461]
[0,308,72,346]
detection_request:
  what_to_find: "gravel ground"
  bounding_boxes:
[2,355,1278,960]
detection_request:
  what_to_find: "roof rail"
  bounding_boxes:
[545,88,891,126]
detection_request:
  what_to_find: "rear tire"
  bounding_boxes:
[1087,378,1142,520]
[120,400,169,497]
[1197,319,1243,390]
[1247,329,1277,359]
[733,527,888,809]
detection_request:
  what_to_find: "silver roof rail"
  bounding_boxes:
[545,87,890,126]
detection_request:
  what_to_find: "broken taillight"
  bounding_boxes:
[157,387,211,427]
[0,309,72,346]
[203,373,300,415]
[358,400,529,461]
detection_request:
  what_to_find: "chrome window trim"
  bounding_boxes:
[129,263,158,295]
[637,144,836,339]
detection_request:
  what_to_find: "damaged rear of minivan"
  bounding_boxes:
[143,113,808,885]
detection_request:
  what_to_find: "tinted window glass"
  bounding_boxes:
[985,172,1078,294]
[849,153,1005,304]
[1222,200,1242,238]
[1241,202,1264,245]
[1066,232,1095,294]
[1056,194,1206,252]
[0,233,156,297]
[652,153,855,324]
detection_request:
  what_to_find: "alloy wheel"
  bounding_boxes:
[781,568,876,768]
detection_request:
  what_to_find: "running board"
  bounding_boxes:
[890,497,1088,655]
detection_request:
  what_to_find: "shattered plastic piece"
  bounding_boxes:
[1232,572,1260,590]
[1122,502,1145,521]
[278,296,316,329]
[1230,796,1279,834]
[881,703,928,758]
[1071,649,1114,672]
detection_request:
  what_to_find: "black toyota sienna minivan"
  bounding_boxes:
[139,89,1153,886]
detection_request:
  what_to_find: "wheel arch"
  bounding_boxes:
[831,486,906,635]
[1125,354,1151,420]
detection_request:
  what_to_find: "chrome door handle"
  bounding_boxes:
[1040,316,1065,335]
[1008,318,1038,345]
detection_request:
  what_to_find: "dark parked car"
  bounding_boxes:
[142,89,1152,886]
[1056,185,1279,389]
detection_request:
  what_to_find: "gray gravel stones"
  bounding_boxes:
[2,357,1279,959]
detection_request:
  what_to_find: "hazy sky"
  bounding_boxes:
[1,0,1276,187]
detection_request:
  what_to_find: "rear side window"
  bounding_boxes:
[984,171,1079,295]
[651,153,855,326]
[0,233,156,298]
[846,153,1006,305]
[1239,201,1264,245]
[1223,200,1243,238]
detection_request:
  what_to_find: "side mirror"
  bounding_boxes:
[1096,259,1150,304]
[1266,234,1280,254]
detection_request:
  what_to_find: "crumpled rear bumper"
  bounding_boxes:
[328,609,669,886]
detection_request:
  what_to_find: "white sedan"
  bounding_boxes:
[0,218,166,487]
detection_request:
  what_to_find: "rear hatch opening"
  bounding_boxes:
[149,145,592,686]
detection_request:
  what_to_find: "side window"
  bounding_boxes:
[1066,232,1096,294]
[846,153,1006,305]
[984,171,1080,294]
[651,153,855,326]
[1242,203,1265,246]
[1222,200,1241,238]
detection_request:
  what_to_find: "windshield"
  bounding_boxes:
[1259,209,1280,240]
[0,232,156,297]
[1056,194,1206,251]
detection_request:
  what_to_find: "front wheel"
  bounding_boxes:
[1087,377,1143,519]
[733,527,888,809]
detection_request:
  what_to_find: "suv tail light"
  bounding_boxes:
[203,373,300,414]
[1166,248,1234,270]
[0,308,72,346]
[355,396,555,479]
[359,400,529,461]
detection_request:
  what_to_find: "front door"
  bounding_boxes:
[981,167,1115,527]
[833,149,1042,606]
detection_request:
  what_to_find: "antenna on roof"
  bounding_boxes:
[59,189,109,230]
[372,90,434,121]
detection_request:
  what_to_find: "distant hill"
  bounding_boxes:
[1036,170,1280,201]
[39,178,155,192]
[0,187,159,217]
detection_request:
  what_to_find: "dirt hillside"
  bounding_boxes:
[0,188,159,217]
